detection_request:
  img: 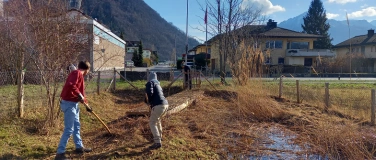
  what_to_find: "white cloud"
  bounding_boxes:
[327,13,340,19]
[242,0,285,15]
[327,0,357,4]
[348,7,376,18]
[361,4,369,8]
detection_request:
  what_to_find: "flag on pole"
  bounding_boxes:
[204,6,208,24]
[346,12,349,26]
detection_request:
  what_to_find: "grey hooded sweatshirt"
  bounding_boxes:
[145,72,168,108]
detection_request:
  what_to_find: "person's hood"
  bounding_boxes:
[149,72,160,84]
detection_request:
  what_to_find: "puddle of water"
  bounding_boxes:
[249,126,328,160]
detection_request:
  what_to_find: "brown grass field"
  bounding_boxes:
[1,79,376,159]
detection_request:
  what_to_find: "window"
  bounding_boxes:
[265,40,282,49]
[291,42,309,49]
[278,58,285,64]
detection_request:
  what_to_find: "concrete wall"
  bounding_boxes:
[286,57,304,65]
[92,24,125,71]
[92,36,125,71]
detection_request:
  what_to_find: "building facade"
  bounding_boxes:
[69,10,126,71]
[333,29,376,72]
[208,19,335,72]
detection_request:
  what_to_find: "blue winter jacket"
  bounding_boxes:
[145,72,168,108]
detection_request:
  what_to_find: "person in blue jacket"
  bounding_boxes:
[145,72,169,149]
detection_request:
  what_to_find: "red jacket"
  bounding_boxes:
[60,70,86,103]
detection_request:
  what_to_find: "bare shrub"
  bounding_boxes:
[232,82,287,122]
[301,121,373,159]
[0,0,88,127]
[228,40,264,86]
[319,53,365,73]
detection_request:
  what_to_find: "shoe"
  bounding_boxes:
[148,143,162,150]
[74,148,92,154]
[55,153,70,160]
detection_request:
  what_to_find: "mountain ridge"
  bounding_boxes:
[278,13,376,45]
[82,0,200,60]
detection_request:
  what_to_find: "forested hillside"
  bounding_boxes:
[82,0,200,60]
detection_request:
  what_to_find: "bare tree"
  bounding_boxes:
[0,0,89,128]
[202,0,265,84]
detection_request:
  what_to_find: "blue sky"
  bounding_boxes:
[144,0,376,43]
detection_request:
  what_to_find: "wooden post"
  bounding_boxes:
[325,82,330,109]
[17,70,25,118]
[296,80,300,103]
[183,70,186,89]
[146,69,150,81]
[371,89,375,126]
[170,69,173,81]
[278,76,283,98]
[112,68,116,91]
[97,71,101,95]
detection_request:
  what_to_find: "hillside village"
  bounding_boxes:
[1,0,374,77]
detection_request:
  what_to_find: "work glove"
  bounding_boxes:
[86,105,93,112]
[78,93,85,103]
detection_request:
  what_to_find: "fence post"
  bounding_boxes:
[170,69,174,81]
[279,76,283,98]
[97,71,101,95]
[371,89,375,126]
[17,70,25,118]
[112,68,116,91]
[296,80,300,103]
[146,69,150,81]
[325,82,330,109]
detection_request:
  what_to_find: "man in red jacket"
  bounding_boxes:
[55,61,92,160]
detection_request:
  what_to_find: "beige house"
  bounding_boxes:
[209,19,335,72]
[333,29,376,72]
[67,10,126,72]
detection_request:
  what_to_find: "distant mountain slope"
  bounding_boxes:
[279,13,376,45]
[82,0,200,60]
[371,20,376,26]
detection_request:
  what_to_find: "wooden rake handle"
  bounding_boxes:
[83,103,112,134]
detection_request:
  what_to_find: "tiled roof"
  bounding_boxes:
[207,25,323,43]
[334,34,376,48]
[261,27,323,38]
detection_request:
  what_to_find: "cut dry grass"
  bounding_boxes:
[2,79,376,159]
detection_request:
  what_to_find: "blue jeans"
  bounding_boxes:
[57,100,84,154]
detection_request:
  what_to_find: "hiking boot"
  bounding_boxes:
[54,153,70,160]
[74,148,92,154]
[148,143,162,150]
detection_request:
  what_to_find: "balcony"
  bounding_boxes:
[286,49,335,57]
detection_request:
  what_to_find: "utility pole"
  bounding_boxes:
[185,0,188,64]
[174,34,177,67]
